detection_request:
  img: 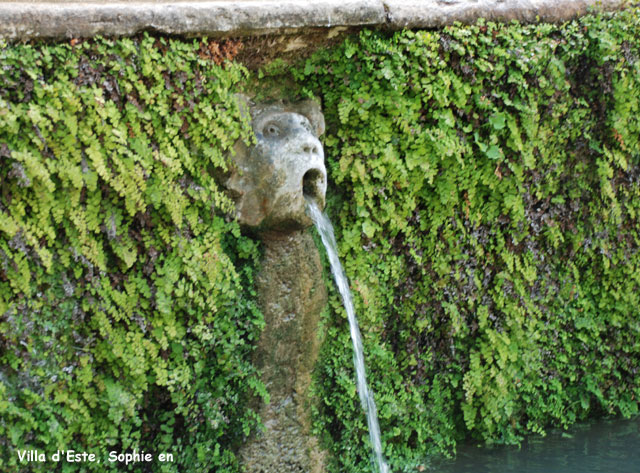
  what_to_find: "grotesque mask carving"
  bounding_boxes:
[227,99,327,231]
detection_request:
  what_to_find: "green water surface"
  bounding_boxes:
[432,417,640,473]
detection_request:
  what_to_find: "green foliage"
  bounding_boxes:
[0,35,263,472]
[3,8,640,473]
[293,8,640,472]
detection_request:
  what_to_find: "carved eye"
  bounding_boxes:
[298,116,313,134]
[263,122,280,138]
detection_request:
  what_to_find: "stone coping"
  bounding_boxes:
[0,0,630,41]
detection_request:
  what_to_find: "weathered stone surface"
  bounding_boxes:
[227,99,327,231]
[0,0,384,40]
[239,230,327,473]
[227,99,328,471]
[383,0,628,29]
[0,0,627,41]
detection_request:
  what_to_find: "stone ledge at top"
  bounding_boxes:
[0,0,629,41]
[384,0,629,28]
[0,1,385,40]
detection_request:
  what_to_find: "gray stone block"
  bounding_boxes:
[383,0,628,29]
[0,0,385,40]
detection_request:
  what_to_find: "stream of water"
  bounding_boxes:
[307,201,389,473]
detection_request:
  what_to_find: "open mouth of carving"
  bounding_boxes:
[302,168,325,205]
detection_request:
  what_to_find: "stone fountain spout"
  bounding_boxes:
[227,99,327,231]
[228,98,328,473]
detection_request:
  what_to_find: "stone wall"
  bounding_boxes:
[0,0,628,41]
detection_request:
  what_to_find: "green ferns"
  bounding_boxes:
[2,8,640,473]
[0,36,262,472]
[294,8,640,472]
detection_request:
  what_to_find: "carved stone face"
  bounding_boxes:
[227,100,327,231]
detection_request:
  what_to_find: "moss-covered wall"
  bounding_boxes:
[288,8,640,472]
[1,7,640,473]
[0,36,263,472]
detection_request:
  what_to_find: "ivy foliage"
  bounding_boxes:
[0,35,263,472]
[293,8,640,472]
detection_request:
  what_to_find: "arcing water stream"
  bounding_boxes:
[307,201,390,473]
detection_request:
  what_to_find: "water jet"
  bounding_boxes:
[307,201,389,473]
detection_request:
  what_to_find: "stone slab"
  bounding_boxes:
[0,1,385,40]
[0,0,629,40]
[384,0,629,29]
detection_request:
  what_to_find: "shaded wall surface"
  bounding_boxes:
[290,8,640,472]
[1,6,640,473]
[0,36,264,473]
